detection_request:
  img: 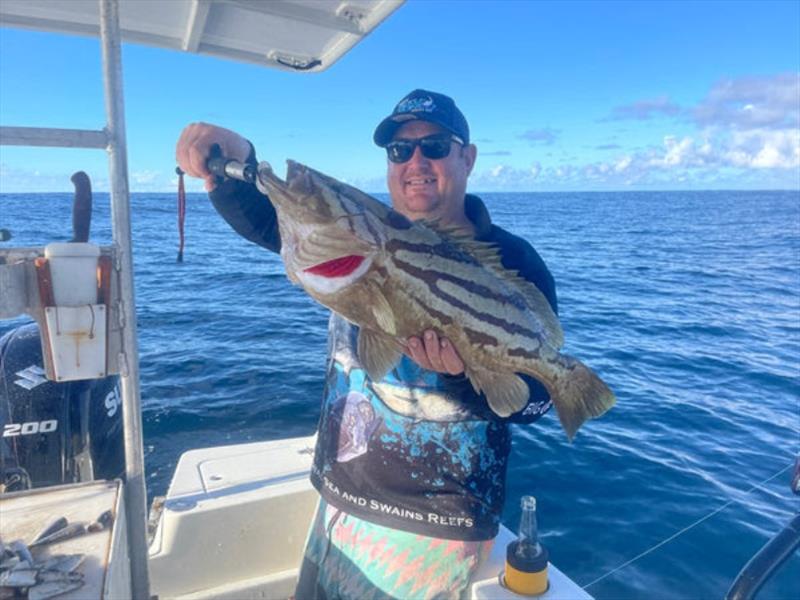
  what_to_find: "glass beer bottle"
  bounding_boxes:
[504,495,549,595]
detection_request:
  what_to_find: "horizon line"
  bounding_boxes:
[2,187,798,195]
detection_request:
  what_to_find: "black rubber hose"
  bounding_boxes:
[70,171,92,243]
[725,513,800,600]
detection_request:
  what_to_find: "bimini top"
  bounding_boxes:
[0,0,404,72]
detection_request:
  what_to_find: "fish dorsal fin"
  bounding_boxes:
[357,328,403,382]
[422,221,564,349]
[305,163,393,219]
[509,277,564,348]
[419,219,508,270]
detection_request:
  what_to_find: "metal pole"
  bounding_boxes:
[99,1,151,597]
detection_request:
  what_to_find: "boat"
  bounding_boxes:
[0,1,592,598]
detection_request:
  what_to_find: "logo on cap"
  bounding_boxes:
[396,95,436,114]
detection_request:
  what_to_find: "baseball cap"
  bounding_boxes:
[373,89,470,147]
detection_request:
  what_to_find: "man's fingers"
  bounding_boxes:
[406,331,464,375]
[176,122,249,186]
[439,338,465,375]
[423,330,445,372]
[188,144,211,178]
[407,336,432,370]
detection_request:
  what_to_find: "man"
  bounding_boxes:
[176,89,557,599]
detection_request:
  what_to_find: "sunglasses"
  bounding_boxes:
[386,133,465,163]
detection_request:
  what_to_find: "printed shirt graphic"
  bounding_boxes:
[310,316,550,541]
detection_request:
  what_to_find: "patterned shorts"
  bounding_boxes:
[294,499,494,600]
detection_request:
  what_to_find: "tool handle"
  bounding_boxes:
[206,144,256,184]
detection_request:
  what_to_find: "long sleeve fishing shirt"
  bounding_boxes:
[210,162,557,541]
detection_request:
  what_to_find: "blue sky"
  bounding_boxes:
[1,0,798,193]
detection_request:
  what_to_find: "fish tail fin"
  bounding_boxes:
[548,355,616,441]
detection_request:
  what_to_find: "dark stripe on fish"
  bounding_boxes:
[393,257,540,340]
[507,342,542,360]
[464,327,498,347]
[385,210,413,230]
[387,238,481,267]
[387,239,527,312]
[419,301,455,327]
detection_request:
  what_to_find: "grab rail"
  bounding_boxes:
[0,126,108,149]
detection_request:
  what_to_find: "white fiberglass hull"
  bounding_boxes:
[147,435,592,600]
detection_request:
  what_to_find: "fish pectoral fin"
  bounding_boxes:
[467,367,530,418]
[357,328,402,381]
[370,287,397,335]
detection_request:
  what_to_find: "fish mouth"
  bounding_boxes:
[256,160,313,198]
[303,254,366,278]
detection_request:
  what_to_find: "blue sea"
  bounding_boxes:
[2,189,799,599]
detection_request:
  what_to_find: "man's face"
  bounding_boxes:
[386,120,477,226]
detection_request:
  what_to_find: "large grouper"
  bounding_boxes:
[256,160,615,440]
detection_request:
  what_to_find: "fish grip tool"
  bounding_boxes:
[173,144,257,184]
[205,143,257,185]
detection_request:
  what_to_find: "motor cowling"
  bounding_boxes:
[0,322,124,492]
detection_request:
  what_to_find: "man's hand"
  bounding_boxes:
[176,122,251,191]
[405,330,465,375]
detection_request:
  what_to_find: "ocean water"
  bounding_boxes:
[1,189,799,599]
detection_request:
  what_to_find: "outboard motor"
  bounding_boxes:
[0,171,124,493]
[0,322,125,492]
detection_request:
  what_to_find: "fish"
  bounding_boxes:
[0,566,37,587]
[28,523,86,548]
[38,554,85,573]
[255,160,615,439]
[33,517,68,544]
[7,541,33,565]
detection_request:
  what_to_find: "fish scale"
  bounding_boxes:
[256,160,615,439]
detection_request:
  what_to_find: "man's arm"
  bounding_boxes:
[494,228,557,422]
[208,154,281,253]
[176,122,281,252]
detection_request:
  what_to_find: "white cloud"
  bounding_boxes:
[606,96,682,121]
[725,129,800,169]
[490,165,506,177]
[470,163,545,190]
[472,73,800,190]
[614,156,632,172]
[131,170,160,185]
[518,128,560,145]
[0,164,110,193]
[693,73,799,130]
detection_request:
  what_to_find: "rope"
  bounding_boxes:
[582,461,795,589]
[176,167,186,262]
